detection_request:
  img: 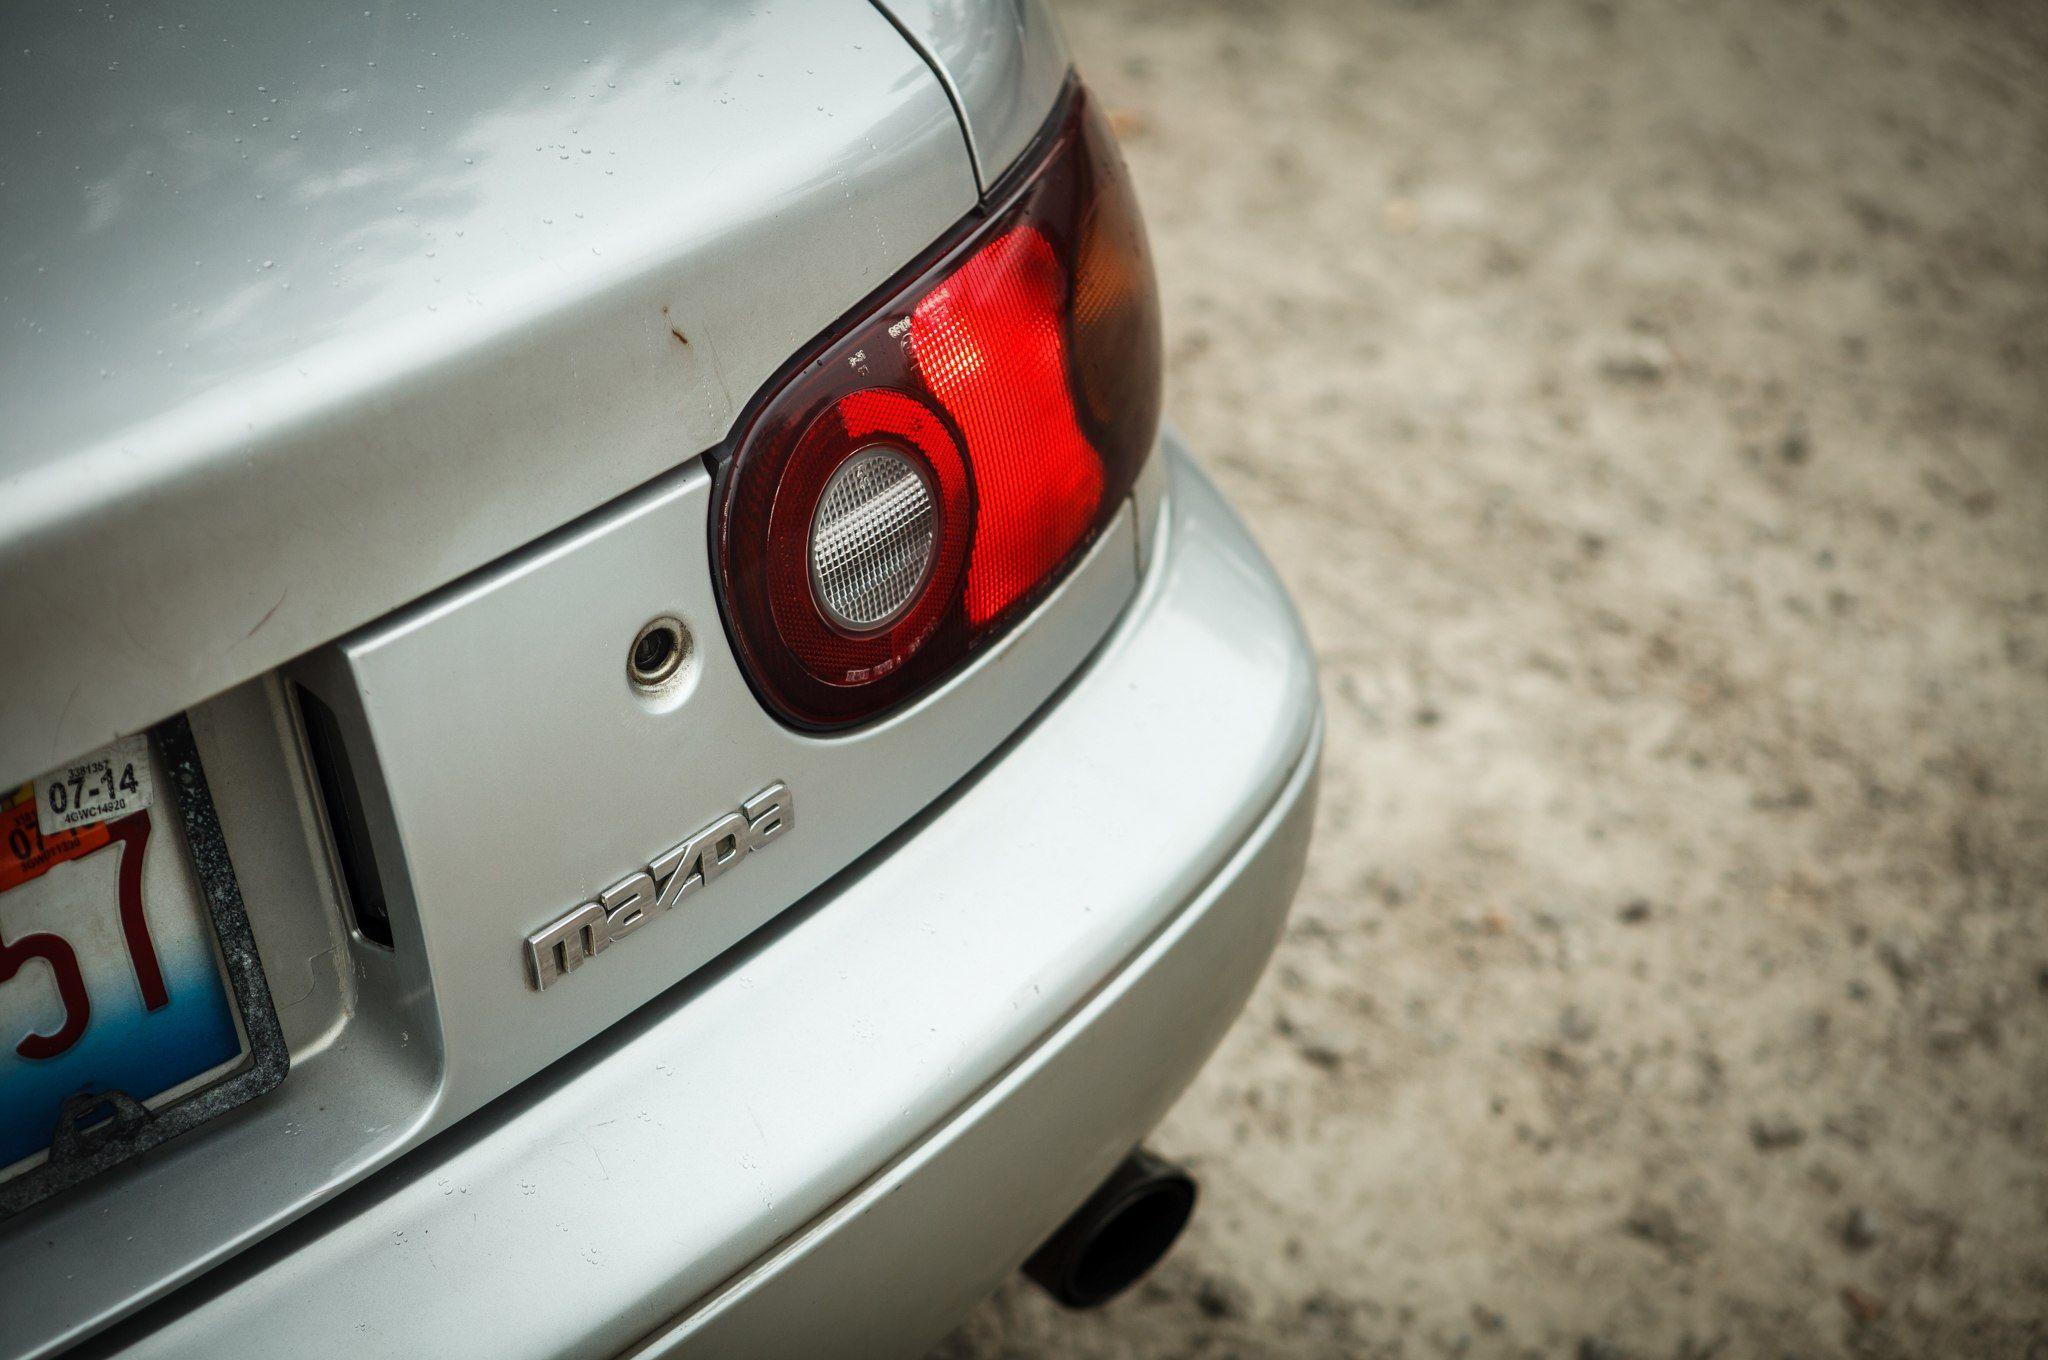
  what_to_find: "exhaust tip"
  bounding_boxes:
[1024,1149,1198,1309]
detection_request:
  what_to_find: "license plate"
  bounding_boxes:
[0,721,287,1213]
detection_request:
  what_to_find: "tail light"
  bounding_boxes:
[712,82,1161,730]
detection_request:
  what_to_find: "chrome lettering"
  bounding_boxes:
[523,784,793,990]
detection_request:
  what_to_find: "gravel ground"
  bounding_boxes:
[932,1,2048,1356]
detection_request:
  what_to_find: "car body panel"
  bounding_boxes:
[81,439,1322,1360]
[307,474,1139,1116]
[0,4,1325,1353]
[872,0,1073,186]
[0,465,1136,1360]
[0,0,979,792]
[655,730,1316,1360]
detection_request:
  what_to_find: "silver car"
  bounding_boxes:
[0,1,1319,1355]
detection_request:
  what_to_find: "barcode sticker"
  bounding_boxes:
[36,734,154,835]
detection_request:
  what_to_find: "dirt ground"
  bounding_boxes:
[932,1,2048,1357]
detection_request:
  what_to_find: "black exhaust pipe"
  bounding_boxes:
[1023,1148,1198,1309]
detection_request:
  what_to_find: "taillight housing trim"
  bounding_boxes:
[710,80,1162,731]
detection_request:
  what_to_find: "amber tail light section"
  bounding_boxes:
[711,82,1162,730]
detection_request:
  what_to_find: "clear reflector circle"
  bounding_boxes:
[807,445,939,635]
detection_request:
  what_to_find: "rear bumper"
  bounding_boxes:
[111,436,1322,1360]
[658,710,1319,1360]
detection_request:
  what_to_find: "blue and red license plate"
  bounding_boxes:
[1,734,253,1187]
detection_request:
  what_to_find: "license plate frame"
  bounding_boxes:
[0,715,288,1218]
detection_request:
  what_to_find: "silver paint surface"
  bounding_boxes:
[656,730,1318,1359]
[872,0,1074,185]
[104,441,1322,1360]
[0,471,1138,1360]
[0,0,977,791]
[313,464,1137,1118]
[0,460,1134,1360]
[0,9,1298,1354]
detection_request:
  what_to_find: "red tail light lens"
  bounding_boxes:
[712,84,1161,729]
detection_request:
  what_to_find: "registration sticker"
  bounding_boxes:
[35,735,153,837]
[2,793,112,895]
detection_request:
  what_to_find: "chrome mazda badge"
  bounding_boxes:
[523,783,792,990]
